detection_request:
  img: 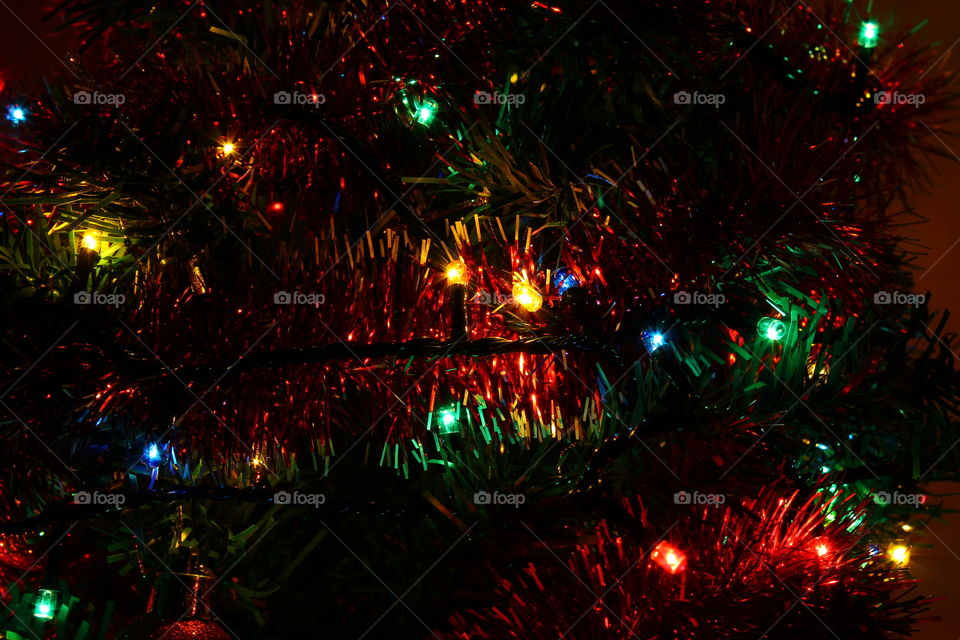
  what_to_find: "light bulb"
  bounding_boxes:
[81,233,98,251]
[512,281,543,312]
[860,21,879,48]
[144,442,162,468]
[888,544,909,566]
[7,105,26,124]
[757,317,787,341]
[415,98,438,125]
[34,589,57,621]
[221,142,236,155]
[553,268,580,295]
[650,540,687,574]
[437,407,459,434]
[445,260,468,285]
[644,331,666,352]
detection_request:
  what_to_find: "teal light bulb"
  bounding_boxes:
[757,317,787,341]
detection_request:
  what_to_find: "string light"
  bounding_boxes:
[650,540,687,574]
[415,98,438,125]
[859,21,879,48]
[6,105,26,124]
[220,141,236,155]
[644,331,666,352]
[445,260,468,285]
[512,281,543,312]
[553,268,580,295]
[33,589,57,621]
[888,544,910,566]
[81,232,99,251]
[144,442,162,468]
[757,317,787,341]
[436,407,459,434]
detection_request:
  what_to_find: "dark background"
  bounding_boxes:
[0,1,957,637]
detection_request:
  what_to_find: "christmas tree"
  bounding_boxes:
[0,0,958,637]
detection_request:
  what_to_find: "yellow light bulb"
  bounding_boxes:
[81,233,98,251]
[221,142,236,155]
[445,260,468,285]
[888,544,910,566]
[816,544,829,557]
[512,281,543,312]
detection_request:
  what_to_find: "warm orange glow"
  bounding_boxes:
[445,260,468,285]
[889,544,910,566]
[512,280,543,312]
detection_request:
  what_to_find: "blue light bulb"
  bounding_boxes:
[643,331,666,352]
[553,268,580,295]
[7,106,26,124]
[144,442,162,467]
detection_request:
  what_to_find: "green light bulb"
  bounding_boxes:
[416,98,438,125]
[34,589,57,621]
[860,21,879,48]
[757,317,787,341]
[437,407,459,434]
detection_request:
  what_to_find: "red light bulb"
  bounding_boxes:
[650,540,687,574]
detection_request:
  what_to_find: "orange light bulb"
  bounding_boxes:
[512,281,543,312]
